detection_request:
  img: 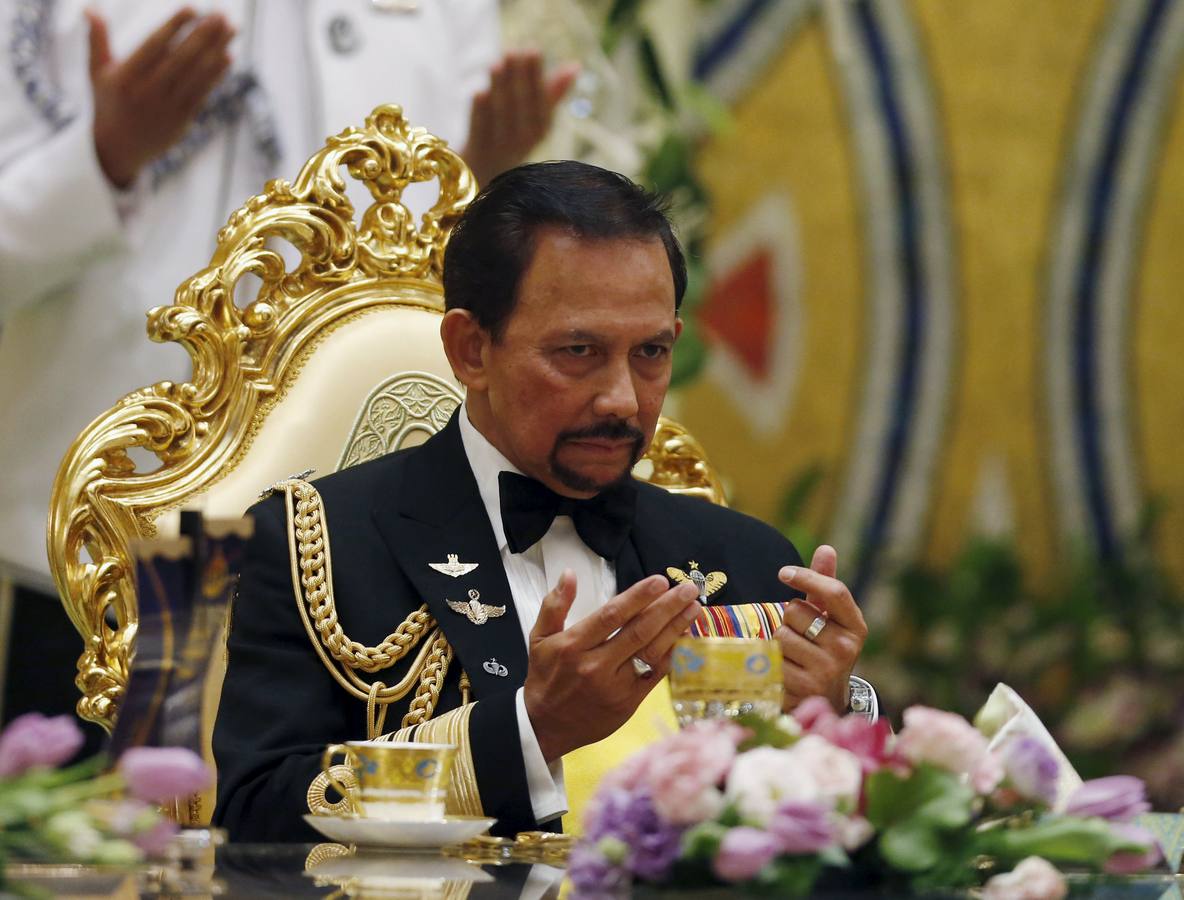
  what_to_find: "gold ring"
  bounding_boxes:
[804,616,827,642]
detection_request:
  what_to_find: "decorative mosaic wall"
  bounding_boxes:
[678,0,1184,593]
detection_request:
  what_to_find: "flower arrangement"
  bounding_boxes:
[569,698,1163,897]
[0,712,211,884]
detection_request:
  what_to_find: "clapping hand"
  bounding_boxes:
[524,571,701,762]
[462,50,579,186]
[775,545,868,713]
[88,7,235,188]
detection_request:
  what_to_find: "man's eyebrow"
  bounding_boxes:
[551,328,677,344]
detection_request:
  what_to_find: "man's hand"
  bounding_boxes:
[524,571,701,762]
[462,50,579,186]
[775,545,868,713]
[88,7,235,188]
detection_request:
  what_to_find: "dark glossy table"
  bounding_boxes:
[7,843,1181,898]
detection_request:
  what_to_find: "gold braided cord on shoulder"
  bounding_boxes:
[387,703,482,817]
[281,478,451,738]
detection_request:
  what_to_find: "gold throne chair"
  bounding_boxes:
[47,106,726,825]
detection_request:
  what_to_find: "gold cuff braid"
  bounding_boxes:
[383,704,483,817]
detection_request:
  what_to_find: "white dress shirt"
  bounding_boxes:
[457,405,617,823]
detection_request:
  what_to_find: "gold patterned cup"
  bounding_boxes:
[320,741,455,821]
[668,636,783,727]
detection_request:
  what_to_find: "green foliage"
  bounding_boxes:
[734,712,798,751]
[864,765,975,873]
[973,816,1136,869]
[859,528,1184,808]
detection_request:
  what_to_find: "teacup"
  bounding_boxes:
[320,740,455,821]
[668,636,783,727]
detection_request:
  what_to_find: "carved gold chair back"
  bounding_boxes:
[47,105,725,825]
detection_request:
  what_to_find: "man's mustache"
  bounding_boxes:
[558,421,647,444]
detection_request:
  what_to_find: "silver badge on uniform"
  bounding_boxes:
[446,589,506,626]
[482,658,509,677]
[429,553,479,578]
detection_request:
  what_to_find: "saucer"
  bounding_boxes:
[302,814,496,849]
[305,849,494,883]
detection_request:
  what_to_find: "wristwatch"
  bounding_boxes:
[847,675,879,723]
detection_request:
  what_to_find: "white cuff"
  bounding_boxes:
[514,687,567,823]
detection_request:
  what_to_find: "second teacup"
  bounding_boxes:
[320,740,455,821]
[669,636,783,727]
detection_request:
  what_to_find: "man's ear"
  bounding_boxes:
[674,316,684,341]
[440,309,491,391]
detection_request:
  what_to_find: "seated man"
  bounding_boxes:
[212,161,869,841]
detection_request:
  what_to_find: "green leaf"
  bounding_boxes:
[735,712,798,750]
[681,821,728,862]
[878,819,943,872]
[750,855,822,897]
[865,766,976,874]
[864,765,974,831]
[974,816,1136,867]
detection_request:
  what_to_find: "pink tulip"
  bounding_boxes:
[118,747,211,803]
[1064,776,1150,823]
[0,713,85,777]
[1103,823,1162,874]
[713,827,782,882]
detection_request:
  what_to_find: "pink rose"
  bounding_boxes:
[712,827,782,882]
[0,712,85,777]
[647,723,741,825]
[793,696,839,732]
[603,720,744,800]
[982,857,1067,900]
[897,706,1000,792]
[118,747,212,803]
[795,696,903,776]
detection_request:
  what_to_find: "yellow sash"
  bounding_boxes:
[557,603,789,831]
[560,678,678,833]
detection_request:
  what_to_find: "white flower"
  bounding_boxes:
[45,810,103,861]
[785,735,863,812]
[725,747,813,825]
[982,857,1067,900]
[835,814,874,851]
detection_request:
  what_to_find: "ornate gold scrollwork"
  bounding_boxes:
[639,418,729,507]
[48,106,476,730]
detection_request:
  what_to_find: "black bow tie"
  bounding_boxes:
[498,471,637,560]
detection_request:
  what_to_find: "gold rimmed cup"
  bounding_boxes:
[669,636,783,727]
[319,741,455,821]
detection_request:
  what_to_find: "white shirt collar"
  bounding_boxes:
[457,401,522,553]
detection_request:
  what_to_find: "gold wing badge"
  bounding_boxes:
[446,589,506,626]
[666,560,727,605]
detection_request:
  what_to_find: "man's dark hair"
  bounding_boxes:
[442,160,687,339]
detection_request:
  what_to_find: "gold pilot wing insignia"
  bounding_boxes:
[429,553,480,578]
[666,560,727,604]
[446,588,506,626]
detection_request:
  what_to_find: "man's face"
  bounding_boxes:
[480,229,680,497]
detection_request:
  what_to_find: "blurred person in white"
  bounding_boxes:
[0,0,575,733]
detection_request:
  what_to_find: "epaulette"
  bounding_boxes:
[256,468,316,501]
